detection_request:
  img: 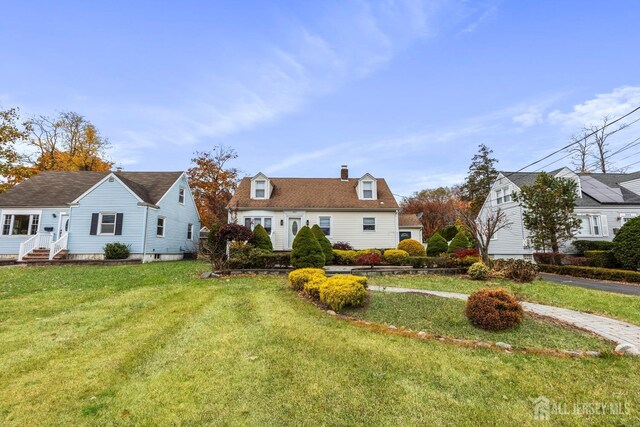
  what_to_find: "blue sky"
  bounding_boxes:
[2,0,640,196]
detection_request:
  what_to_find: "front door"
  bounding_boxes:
[288,218,301,249]
[58,213,69,239]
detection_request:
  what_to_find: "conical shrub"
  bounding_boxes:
[426,232,448,256]
[448,230,470,254]
[290,226,326,268]
[311,224,334,263]
[251,224,273,252]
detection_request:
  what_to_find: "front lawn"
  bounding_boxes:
[0,262,638,425]
[368,274,640,325]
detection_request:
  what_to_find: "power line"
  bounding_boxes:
[504,105,640,177]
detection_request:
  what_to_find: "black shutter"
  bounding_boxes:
[90,213,99,235]
[115,213,124,235]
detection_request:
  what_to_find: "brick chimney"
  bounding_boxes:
[340,164,348,181]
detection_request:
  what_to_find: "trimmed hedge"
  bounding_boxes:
[397,239,425,256]
[334,250,358,265]
[533,252,565,265]
[573,240,615,255]
[288,268,326,291]
[383,249,410,265]
[319,276,367,312]
[251,224,273,252]
[538,264,640,284]
[290,226,326,268]
[613,216,640,269]
[426,232,448,256]
[584,250,617,268]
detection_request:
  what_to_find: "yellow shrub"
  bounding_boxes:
[319,277,367,311]
[397,239,425,256]
[356,249,382,257]
[333,250,358,265]
[303,276,326,299]
[288,268,326,291]
[330,274,368,288]
[383,249,410,265]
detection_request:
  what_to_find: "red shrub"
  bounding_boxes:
[356,252,382,268]
[453,248,479,259]
[465,288,523,331]
[533,252,565,265]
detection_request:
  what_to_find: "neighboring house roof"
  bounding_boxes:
[0,171,183,207]
[228,177,399,210]
[398,214,422,227]
[500,170,640,207]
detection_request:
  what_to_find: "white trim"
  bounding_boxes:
[363,216,376,232]
[187,223,194,240]
[317,215,332,237]
[178,187,185,205]
[156,216,166,238]
[98,212,117,236]
[71,173,145,204]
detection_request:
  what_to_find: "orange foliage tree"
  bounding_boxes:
[187,146,241,228]
[0,107,35,192]
[400,186,468,240]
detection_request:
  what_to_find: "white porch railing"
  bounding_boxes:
[49,233,69,260]
[18,233,54,261]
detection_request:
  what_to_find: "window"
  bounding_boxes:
[495,189,503,204]
[244,217,273,234]
[157,217,165,237]
[621,214,637,225]
[2,215,10,235]
[99,213,116,235]
[362,181,373,199]
[318,216,331,236]
[178,187,185,204]
[363,217,376,231]
[187,223,193,240]
[254,180,266,198]
[577,215,602,236]
[2,214,39,236]
[399,231,411,241]
[495,187,511,205]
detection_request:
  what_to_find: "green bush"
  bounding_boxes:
[613,216,640,269]
[397,239,425,256]
[439,225,459,241]
[319,276,367,312]
[448,231,470,254]
[467,262,489,280]
[104,242,130,259]
[573,240,615,255]
[537,264,640,283]
[228,245,272,269]
[465,288,523,331]
[311,224,334,263]
[406,256,427,268]
[426,232,448,256]
[288,268,326,291]
[290,226,326,268]
[251,224,273,252]
[383,249,410,265]
[584,250,617,268]
[334,250,358,265]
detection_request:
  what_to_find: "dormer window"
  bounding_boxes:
[362,181,373,199]
[254,180,266,198]
[496,186,511,205]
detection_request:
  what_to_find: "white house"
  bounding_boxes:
[0,171,200,262]
[226,165,422,250]
[478,167,640,260]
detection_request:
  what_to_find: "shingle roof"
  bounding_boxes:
[228,177,399,210]
[399,214,422,227]
[501,170,640,206]
[0,171,183,207]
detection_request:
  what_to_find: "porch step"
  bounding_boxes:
[21,249,68,262]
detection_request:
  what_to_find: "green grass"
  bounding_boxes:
[0,262,638,426]
[344,292,610,351]
[368,275,640,325]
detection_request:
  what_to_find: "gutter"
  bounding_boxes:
[141,205,149,263]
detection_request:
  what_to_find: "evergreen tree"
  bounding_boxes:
[448,231,470,253]
[460,144,499,216]
[311,224,334,262]
[290,226,326,268]
[513,172,581,255]
[426,232,448,256]
[251,224,273,252]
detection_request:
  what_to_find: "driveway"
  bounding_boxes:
[540,273,640,296]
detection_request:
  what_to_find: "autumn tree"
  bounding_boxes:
[513,172,581,255]
[460,144,499,217]
[25,112,112,172]
[0,107,33,192]
[400,186,465,240]
[187,146,241,228]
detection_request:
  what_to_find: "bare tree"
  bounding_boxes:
[458,206,512,265]
[569,130,592,173]
[588,116,629,173]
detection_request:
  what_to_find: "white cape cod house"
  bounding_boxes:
[478,167,640,260]
[0,171,200,262]
[226,165,422,250]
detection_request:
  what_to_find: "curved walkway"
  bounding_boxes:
[369,285,640,348]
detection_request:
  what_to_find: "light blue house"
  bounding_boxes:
[0,171,200,262]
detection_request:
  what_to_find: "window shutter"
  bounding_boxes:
[601,215,609,237]
[90,213,99,235]
[115,213,124,235]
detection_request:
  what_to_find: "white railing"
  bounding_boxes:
[49,233,69,260]
[18,233,53,261]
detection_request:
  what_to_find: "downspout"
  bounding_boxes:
[141,205,149,263]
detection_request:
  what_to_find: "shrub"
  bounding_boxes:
[424,256,453,268]
[537,264,640,283]
[562,256,590,267]
[104,242,130,259]
[319,277,367,311]
[339,274,368,287]
[251,224,273,252]
[467,262,489,280]
[356,249,383,257]
[290,226,326,268]
[332,241,353,250]
[288,268,326,291]
[333,249,358,265]
[311,224,334,263]
[397,239,425,256]
[256,252,291,268]
[455,255,481,267]
[573,240,615,255]
[406,256,426,268]
[448,231,470,254]
[303,276,326,299]
[217,223,253,243]
[383,249,410,265]
[613,216,640,269]
[584,250,617,268]
[357,252,382,268]
[532,252,566,265]
[453,248,479,259]
[426,232,448,256]
[465,289,523,331]
[492,259,538,283]
[438,225,459,242]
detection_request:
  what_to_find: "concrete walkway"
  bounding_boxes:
[369,285,640,348]
[540,273,640,296]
